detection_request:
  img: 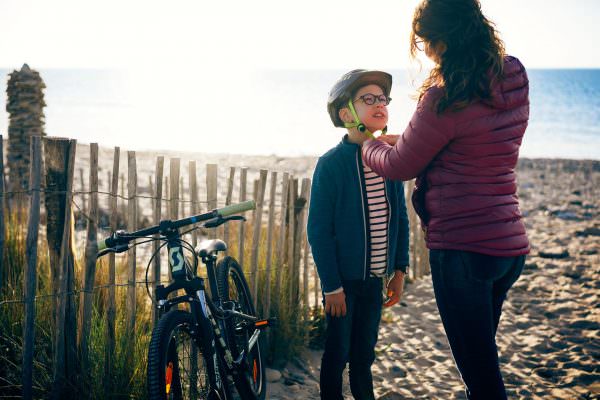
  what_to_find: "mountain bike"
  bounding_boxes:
[97,200,272,400]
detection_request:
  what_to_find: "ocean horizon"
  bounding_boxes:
[1,67,599,160]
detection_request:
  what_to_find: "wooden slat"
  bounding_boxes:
[263,171,277,318]
[78,143,99,385]
[206,164,218,239]
[238,167,248,265]
[274,172,289,303]
[287,178,298,303]
[126,151,137,374]
[189,160,198,247]
[223,167,236,250]
[170,158,180,220]
[299,178,311,323]
[152,157,164,325]
[79,168,86,214]
[51,138,77,400]
[104,146,119,396]
[0,135,5,291]
[22,135,42,400]
[250,170,267,305]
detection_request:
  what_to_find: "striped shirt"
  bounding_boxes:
[363,160,389,277]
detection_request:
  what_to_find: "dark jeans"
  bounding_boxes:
[429,249,525,400]
[320,277,383,400]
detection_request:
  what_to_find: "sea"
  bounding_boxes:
[1,67,599,159]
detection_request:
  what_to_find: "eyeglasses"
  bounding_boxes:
[353,93,391,106]
[415,39,425,51]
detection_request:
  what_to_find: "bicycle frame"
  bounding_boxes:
[97,200,270,398]
[154,228,259,396]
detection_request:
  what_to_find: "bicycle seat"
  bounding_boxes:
[197,239,227,258]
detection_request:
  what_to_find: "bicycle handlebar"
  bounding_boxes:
[97,200,256,254]
[217,200,255,217]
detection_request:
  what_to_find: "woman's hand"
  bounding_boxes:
[325,291,347,317]
[384,271,406,307]
[377,134,399,146]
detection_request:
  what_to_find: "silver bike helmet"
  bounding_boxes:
[327,69,392,128]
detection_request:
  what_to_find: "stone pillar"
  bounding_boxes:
[6,64,46,193]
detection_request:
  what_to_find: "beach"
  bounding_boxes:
[265,158,600,400]
[6,139,598,399]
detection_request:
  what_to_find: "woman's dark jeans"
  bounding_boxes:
[320,277,383,400]
[429,249,525,400]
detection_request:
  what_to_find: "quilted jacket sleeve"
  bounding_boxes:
[362,87,456,181]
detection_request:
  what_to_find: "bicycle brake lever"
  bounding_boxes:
[204,215,246,228]
[97,244,130,258]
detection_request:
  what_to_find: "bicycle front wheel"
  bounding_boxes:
[216,257,266,400]
[147,309,215,400]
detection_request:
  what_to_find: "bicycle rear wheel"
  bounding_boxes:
[147,309,220,400]
[216,257,266,400]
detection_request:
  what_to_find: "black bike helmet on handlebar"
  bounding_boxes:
[327,69,392,132]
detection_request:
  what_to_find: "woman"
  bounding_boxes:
[361,0,529,399]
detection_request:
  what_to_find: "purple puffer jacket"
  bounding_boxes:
[362,56,530,256]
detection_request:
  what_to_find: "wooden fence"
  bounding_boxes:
[0,135,429,398]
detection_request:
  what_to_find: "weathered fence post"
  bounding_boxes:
[250,169,267,305]
[0,135,5,289]
[164,176,169,218]
[223,167,236,251]
[170,158,180,220]
[152,157,164,325]
[274,172,289,307]
[299,178,311,324]
[22,135,41,400]
[206,164,218,239]
[288,178,298,303]
[180,176,185,217]
[104,147,119,396]
[79,168,87,215]
[49,138,77,400]
[120,174,126,217]
[78,143,98,388]
[189,161,198,247]
[168,159,180,282]
[238,167,248,264]
[263,171,277,318]
[126,151,137,374]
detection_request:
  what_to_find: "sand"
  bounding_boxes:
[10,139,597,399]
[267,158,600,400]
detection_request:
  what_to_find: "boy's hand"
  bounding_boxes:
[325,291,346,317]
[376,134,399,146]
[384,272,405,307]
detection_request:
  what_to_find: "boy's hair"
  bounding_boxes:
[327,69,392,128]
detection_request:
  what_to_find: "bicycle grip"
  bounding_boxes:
[217,200,256,217]
[98,239,108,252]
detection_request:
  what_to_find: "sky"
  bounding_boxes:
[2,0,599,70]
[1,0,599,156]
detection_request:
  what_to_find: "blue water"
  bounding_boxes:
[1,67,599,159]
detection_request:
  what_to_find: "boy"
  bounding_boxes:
[307,69,410,400]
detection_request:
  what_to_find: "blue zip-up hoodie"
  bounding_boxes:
[307,135,410,293]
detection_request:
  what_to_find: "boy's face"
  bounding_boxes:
[343,84,389,133]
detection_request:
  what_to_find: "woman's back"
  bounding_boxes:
[362,56,530,256]
[423,56,530,256]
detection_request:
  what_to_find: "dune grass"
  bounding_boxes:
[0,209,322,397]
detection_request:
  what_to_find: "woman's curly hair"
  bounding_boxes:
[411,0,506,114]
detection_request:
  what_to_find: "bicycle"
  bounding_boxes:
[97,200,272,400]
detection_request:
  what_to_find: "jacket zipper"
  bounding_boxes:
[355,150,369,281]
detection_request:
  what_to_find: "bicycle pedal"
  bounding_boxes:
[254,317,277,329]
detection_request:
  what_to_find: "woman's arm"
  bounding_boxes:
[362,88,456,180]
